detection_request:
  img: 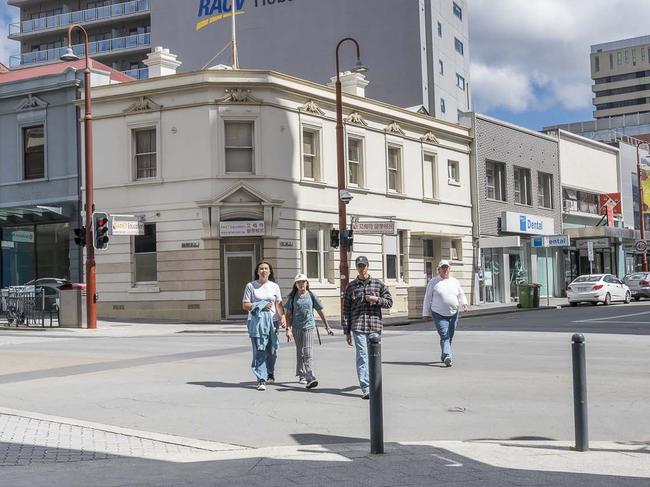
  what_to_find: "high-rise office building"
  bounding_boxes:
[591,35,650,119]
[6,0,471,122]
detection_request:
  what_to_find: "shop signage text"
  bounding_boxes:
[501,212,554,236]
[576,238,610,250]
[110,215,144,236]
[279,240,294,248]
[196,0,293,31]
[220,220,265,237]
[351,221,396,235]
[531,235,570,248]
[181,241,200,249]
[11,231,34,243]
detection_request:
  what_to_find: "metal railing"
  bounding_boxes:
[121,67,149,80]
[9,0,150,36]
[10,33,151,67]
[0,286,57,327]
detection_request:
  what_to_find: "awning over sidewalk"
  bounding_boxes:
[564,226,639,241]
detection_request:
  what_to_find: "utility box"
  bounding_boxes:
[58,283,86,328]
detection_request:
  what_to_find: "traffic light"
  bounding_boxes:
[341,229,354,251]
[74,227,86,247]
[330,229,340,249]
[93,212,110,250]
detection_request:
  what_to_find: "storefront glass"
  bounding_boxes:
[482,248,503,303]
[0,223,70,287]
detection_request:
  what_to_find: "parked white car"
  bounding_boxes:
[567,274,631,306]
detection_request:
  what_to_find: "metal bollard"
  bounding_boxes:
[368,332,384,454]
[571,333,589,451]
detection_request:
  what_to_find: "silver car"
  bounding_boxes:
[623,272,650,301]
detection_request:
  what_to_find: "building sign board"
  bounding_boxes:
[220,220,265,237]
[351,221,396,235]
[11,231,34,243]
[576,238,610,250]
[501,212,554,236]
[531,235,570,248]
[110,215,144,236]
[181,241,200,249]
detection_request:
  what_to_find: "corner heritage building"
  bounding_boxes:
[85,59,473,321]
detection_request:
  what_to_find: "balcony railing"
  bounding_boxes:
[10,33,151,67]
[9,0,149,36]
[121,67,149,80]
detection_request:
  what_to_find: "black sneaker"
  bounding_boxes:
[267,373,275,384]
[306,379,319,389]
[444,356,453,367]
[257,380,266,391]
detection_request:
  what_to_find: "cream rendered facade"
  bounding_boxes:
[86,69,473,321]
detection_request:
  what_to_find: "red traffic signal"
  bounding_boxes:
[93,212,110,250]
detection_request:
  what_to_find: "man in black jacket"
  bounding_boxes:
[343,255,393,399]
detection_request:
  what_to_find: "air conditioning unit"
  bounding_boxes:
[563,200,577,212]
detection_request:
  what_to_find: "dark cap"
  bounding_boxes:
[355,255,369,266]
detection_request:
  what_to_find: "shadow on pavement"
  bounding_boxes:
[187,381,259,390]
[0,439,647,487]
[383,360,446,368]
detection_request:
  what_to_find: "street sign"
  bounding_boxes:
[635,240,648,253]
[110,214,144,236]
[587,241,594,262]
[351,220,396,235]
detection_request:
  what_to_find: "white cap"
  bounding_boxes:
[438,260,451,268]
[294,273,309,283]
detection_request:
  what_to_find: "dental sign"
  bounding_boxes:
[196,0,293,31]
[502,211,554,236]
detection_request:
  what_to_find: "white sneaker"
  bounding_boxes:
[257,380,266,391]
[298,378,308,384]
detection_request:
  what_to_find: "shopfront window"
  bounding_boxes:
[508,246,529,301]
[482,248,503,303]
[0,223,70,287]
[562,187,599,214]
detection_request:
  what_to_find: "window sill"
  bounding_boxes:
[347,186,369,194]
[447,179,461,186]
[514,202,533,208]
[422,197,442,204]
[539,205,554,211]
[129,285,160,293]
[386,191,407,200]
[486,197,507,203]
[4,177,49,186]
[300,179,327,188]
[130,178,163,186]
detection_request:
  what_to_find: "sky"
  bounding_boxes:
[0,1,648,131]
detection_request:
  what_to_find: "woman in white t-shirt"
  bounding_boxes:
[242,260,287,390]
[422,260,468,368]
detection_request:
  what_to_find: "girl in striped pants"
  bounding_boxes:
[284,274,332,389]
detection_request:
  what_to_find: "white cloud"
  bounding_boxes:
[470,0,650,115]
[0,5,20,67]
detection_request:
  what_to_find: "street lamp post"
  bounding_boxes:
[636,141,649,272]
[334,38,367,321]
[61,25,97,329]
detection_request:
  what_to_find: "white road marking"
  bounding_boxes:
[570,320,650,325]
[573,310,650,322]
[431,453,463,467]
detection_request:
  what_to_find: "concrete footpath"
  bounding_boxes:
[0,407,647,487]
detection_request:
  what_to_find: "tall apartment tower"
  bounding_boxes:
[7,0,152,78]
[591,35,650,119]
[6,0,470,122]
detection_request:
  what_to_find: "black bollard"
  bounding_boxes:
[368,332,384,454]
[571,333,589,452]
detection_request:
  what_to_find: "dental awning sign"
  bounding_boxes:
[531,235,570,248]
[501,211,554,236]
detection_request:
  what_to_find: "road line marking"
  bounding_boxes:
[431,453,463,467]
[573,311,650,322]
[570,320,650,325]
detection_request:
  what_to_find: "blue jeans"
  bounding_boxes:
[352,331,371,391]
[432,312,458,359]
[250,336,277,381]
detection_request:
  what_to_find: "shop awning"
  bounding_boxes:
[564,226,639,241]
[0,206,67,226]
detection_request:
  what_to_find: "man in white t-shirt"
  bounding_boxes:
[422,260,468,367]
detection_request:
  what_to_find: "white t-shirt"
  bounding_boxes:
[422,276,468,317]
[243,280,283,321]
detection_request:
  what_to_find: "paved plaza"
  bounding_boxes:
[0,305,648,485]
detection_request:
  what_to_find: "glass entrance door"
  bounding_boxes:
[225,252,254,318]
